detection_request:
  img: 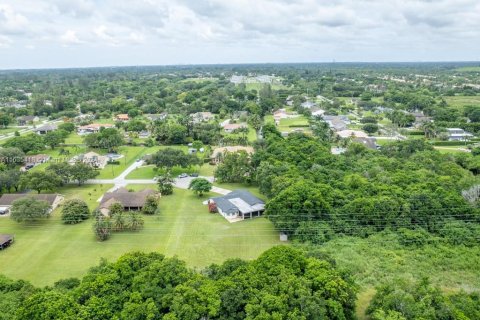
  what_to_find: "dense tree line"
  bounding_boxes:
[245,125,480,243]
[1,246,357,320]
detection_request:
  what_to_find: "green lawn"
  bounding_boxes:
[96,146,159,179]
[265,114,312,134]
[434,146,469,154]
[444,96,480,111]
[64,132,85,144]
[244,82,286,91]
[29,146,88,172]
[223,124,257,143]
[0,186,280,286]
[0,127,23,135]
[126,163,215,179]
[212,182,264,199]
[455,66,480,72]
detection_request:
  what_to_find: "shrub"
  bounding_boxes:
[93,216,111,241]
[61,199,90,224]
[142,195,159,215]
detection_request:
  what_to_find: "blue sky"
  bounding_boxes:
[0,0,479,69]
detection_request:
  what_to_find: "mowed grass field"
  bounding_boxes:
[444,96,480,111]
[0,186,281,286]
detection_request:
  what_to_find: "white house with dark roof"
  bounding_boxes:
[35,124,57,135]
[208,190,265,222]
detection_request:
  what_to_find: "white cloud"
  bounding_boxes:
[0,34,12,48]
[0,4,29,35]
[60,30,83,45]
[1,0,480,68]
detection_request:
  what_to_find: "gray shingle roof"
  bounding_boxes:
[0,234,14,246]
[0,194,59,206]
[99,189,157,209]
[210,190,264,214]
[35,124,57,132]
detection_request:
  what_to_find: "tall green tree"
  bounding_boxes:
[10,197,51,223]
[188,178,212,196]
[20,171,62,193]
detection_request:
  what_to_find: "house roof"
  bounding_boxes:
[78,123,114,130]
[337,130,369,139]
[0,194,59,206]
[99,189,157,209]
[0,234,14,246]
[116,114,129,119]
[35,124,57,132]
[17,115,37,121]
[210,190,264,214]
[353,137,377,149]
[146,113,167,120]
[224,123,247,130]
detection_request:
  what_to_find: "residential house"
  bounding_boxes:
[223,123,247,133]
[71,151,109,169]
[446,128,473,141]
[74,114,95,123]
[17,115,39,125]
[210,146,254,164]
[190,112,214,123]
[208,190,265,222]
[337,130,369,139]
[99,188,158,216]
[145,113,168,121]
[410,111,432,128]
[0,194,63,216]
[285,95,294,106]
[273,109,299,125]
[311,107,326,117]
[35,124,57,135]
[353,137,378,150]
[77,123,115,135]
[115,114,129,122]
[323,115,350,132]
[301,101,317,109]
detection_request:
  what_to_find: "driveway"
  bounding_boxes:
[86,161,231,200]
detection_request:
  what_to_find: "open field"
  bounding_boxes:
[0,186,280,286]
[244,82,287,91]
[223,124,257,142]
[265,114,311,134]
[64,132,85,144]
[180,77,218,83]
[455,66,480,72]
[444,96,480,110]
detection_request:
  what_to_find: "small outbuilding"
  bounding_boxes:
[0,234,14,250]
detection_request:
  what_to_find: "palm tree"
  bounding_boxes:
[420,121,437,139]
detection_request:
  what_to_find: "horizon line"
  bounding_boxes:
[1,60,480,72]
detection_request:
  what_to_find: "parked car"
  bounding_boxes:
[190,173,199,177]
[178,173,188,178]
